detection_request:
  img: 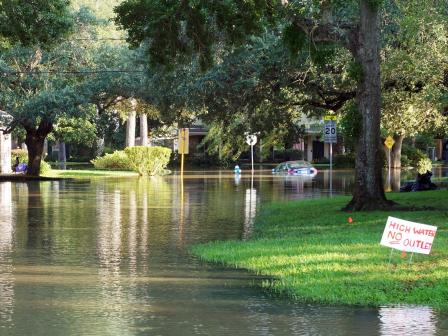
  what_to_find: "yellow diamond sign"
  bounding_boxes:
[384,136,395,149]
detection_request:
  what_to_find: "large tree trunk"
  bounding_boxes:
[24,120,52,176]
[58,142,67,170]
[140,113,148,146]
[390,134,404,169]
[95,104,106,156]
[58,142,67,163]
[96,138,105,157]
[344,1,393,211]
[125,99,137,148]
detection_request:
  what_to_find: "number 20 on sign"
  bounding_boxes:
[324,115,337,143]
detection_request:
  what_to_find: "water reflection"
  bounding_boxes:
[0,168,447,335]
[379,306,437,336]
[0,182,14,327]
[243,187,257,240]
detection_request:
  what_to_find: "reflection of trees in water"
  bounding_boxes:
[173,176,249,243]
[94,179,172,333]
[96,187,132,334]
[0,182,14,326]
[25,182,47,250]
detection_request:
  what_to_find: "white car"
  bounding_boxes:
[272,160,318,176]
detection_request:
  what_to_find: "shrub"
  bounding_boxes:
[334,153,355,168]
[11,149,28,163]
[125,146,171,176]
[416,157,432,174]
[400,154,411,168]
[40,161,52,175]
[91,146,172,176]
[284,149,304,161]
[91,150,130,170]
[401,145,429,169]
[11,149,51,174]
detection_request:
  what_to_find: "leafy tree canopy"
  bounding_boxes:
[0,0,73,48]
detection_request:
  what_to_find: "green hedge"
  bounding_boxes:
[333,153,355,168]
[92,146,172,176]
[401,145,431,172]
[91,150,130,170]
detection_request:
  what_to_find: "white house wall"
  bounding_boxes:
[0,131,11,174]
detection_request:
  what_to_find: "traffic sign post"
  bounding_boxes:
[324,115,337,144]
[324,116,337,197]
[178,128,189,175]
[384,136,395,191]
[246,133,258,175]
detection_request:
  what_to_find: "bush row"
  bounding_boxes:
[91,146,172,176]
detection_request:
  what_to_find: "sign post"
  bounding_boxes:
[380,217,437,264]
[324,116,337,196]
[384,136,395,192]
[245,133,258,175]
[178,128,189,175]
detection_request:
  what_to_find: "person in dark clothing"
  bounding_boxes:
[12,156,19,172]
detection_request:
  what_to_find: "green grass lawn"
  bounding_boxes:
[192,191,448,309]
[45,169,139,178]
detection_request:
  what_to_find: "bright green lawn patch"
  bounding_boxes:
[45,169,139,178]
[192,191,448,309]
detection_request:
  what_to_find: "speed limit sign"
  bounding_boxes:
[324,116,337,143]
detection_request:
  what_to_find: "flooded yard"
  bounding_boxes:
[0,168,447,335]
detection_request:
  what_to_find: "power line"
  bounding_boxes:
[74,38,127,41]
[1,69,147,76]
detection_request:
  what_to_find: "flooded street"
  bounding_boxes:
[0,168,447,335]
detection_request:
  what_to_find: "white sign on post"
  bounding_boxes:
[323,116,337,143]
[246,134,257,146]
[380,217,437,255]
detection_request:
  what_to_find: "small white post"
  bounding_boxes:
[251,144,254,175]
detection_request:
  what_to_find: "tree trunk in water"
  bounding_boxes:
[96,137,105,157]
[25,134,46,176]
[58,142,67,162]
[390,134,404,169]
[140,113,148,146]
[344,1,393,211]
[95,104,106,156]
[435,139,443,161]
[43,139,48,159]
[125,99,137,148]
[24,120,53,176]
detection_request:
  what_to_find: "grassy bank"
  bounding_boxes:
[44,169,139,178]
[192,191,448,309]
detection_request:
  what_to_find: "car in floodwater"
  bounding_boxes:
[272,160,318,176]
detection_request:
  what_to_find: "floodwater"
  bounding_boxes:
[0,168,447,336]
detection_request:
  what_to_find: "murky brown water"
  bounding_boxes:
[0,168,447,335]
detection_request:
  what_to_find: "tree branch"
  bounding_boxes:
[303,90,356,111]
[292,17,358,53]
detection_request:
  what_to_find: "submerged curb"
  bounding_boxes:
[0,174,70,182]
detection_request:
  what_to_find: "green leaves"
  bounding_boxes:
[114,0,277,70]
[380,0,448,139]
[0,0,74,47]
[282,23,307,55]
